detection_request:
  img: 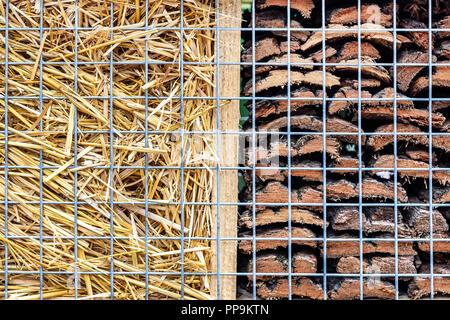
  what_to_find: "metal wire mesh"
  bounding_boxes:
[1,0,449,300]
[237,0,450,300]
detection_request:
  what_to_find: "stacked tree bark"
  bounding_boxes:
[238,0,450,299]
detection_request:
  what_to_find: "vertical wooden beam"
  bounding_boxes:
[211,0,241,300]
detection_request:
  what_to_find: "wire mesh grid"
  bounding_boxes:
[0,0,449,300]
[236,0,450,300]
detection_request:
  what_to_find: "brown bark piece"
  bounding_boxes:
[334,58,391,83]
[361,178,408,202]
[239,207,324,229]
[418,241,450,253]
[258,116,363,144]
[248,252,317,279]
[256,277,324,300]
[361,106,446,128]
[328,5,392,27]
[239,227,317,254]
[246,54,314,76]
[329,207,363,231]
[410,66,450,95]
[258,114,323,132]
[408,264,450,299]
[328,87,372,115]
[256,0,315,19]
[323,237,417,258]
[292,161,323,182]
[372,155,450,185]
[399,20,430,51]
[436,40,450,60]
[332,41,381,62]
[367,123,428,152]
[435,16,450,39]
[242,38,280,63]
[243,70,304,95]
[303,70,340,88]
[397,50,430,92]
[323,179,408,202]
[330,157,360,175]
[341,78,382,89]
[336,256,417,274]
[243,70,339,95]
[254,181,299,204]
[294,136,341,158]
[246,137,340,166]
[254,10,309,42]
[405,148,433,163]
[301,24,402,52]
[329,279,396,300]
[329,206,411,236]
[252,88,322,119]
[311,46,338,62]
[364,87,415,109]
[404,206,449,235]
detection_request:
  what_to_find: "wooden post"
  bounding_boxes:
[211,0,241,300]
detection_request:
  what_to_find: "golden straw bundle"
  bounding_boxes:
[0,0,217,300]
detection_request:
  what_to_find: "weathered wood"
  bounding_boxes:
[329,278,396,300]
[435,16,450,40]
[329,206,412,237]
[258,116,364,145]
[436,40,450,60]
[242,38,300,63]
[244,54,314,76]
[329,87,416,117]
[417,235,450,253]
[331,41,381,62]
[239,207,324,229]
[405,148,434,163]
[341,78,382,89]
[372,155,450,185]
[293,136,341,158]
[404,206,449,235]
[246,137,340,166]
[256,277,324,300]
[334,58,391,83]
[408,264,450,299]
[409,66,450,96]
[396,50,431,92]
[361,178,409,202]
[328,87,372,115]
[247,252,317,279]
[251,88,322,119]
[301,24,403,52]
[243,70,340,95]
[210,0,241,300]
[243,161,323,184]
[361,106,446,128]
[399,19,430,51]
[336,256,417,275]
[367,123,428,152]
[254,10,309,42]
[364,87,415,108]
[311,46,338,62]
[250,179,408,207]
[239,227,317,254]
[256,0,315,19]
[322,237,417,258]
[328,4,392,27]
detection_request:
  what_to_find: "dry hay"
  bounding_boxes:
[0,0,218,300]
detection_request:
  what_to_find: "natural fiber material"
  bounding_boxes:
[0,0,217,300]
